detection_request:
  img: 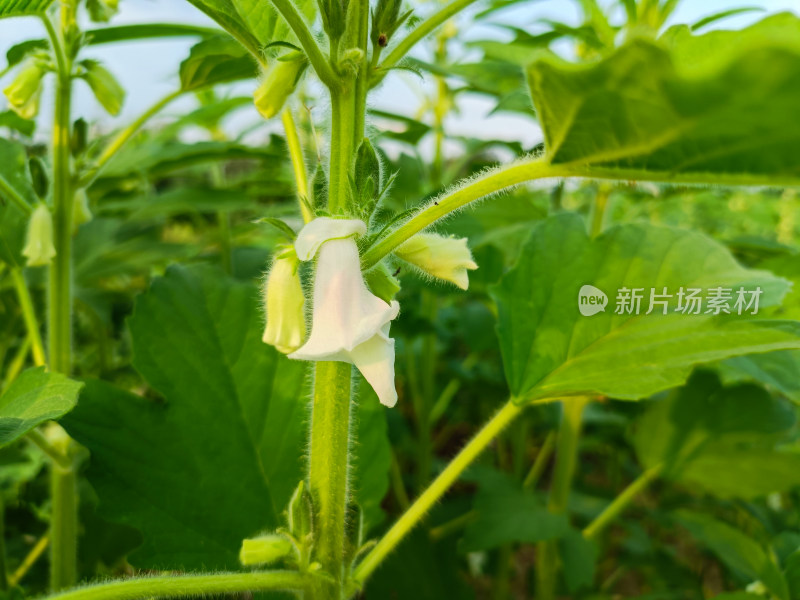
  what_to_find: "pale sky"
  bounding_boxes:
[1,0,798,148]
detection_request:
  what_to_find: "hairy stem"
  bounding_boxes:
[536,398,590,600]
[352,400,523,586]
[308,361,353,598]
[10,268,46,367]
[269,0,338,88]
[42,571,311,600]
[583,463,664,540]
[329,88,357,213]
[281,108,312,222]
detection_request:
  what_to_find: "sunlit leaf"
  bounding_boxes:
[0,0,53,18]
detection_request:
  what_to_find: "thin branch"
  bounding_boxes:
[269,0,339,89]
[43,571,312,600]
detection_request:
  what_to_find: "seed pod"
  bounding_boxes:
[28,157,48,200]
[239,534,294,566]
[253,53,308,120]
[4,60,46,119]
[22,204,56,267]
[80,60,125,116]
[71,118,88,157]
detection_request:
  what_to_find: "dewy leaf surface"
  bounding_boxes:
[527,13,800,183]
[491,214,800,402]
[63,265,391,569]
[63,265,309,569]
[0,367,83,446]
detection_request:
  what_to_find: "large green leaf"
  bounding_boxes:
[0,367,83,447]
[185,0,263,57]
[490,214,800,402]
[0,0,53,18]
[634,371,800,499]
[676,511,789,600]
[527,13,800,184]
[63,265,309,569]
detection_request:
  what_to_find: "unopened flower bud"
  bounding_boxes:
[254,53,307,120]
[287,480,313,540]
[239,534,294,566]
[395,233,478,290]
[72,189,93,230]
[262,249,306,354]
[4,60,45,119]
[23,204,56,267]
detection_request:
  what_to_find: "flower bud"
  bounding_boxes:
[394,233,478,290]
[23,204,56,267]
[4,60,45,119]
[254,53,307,120]
[262,249,306,354]
[72,189,93,230]
[239,534,294,566]
[287,480,313,540]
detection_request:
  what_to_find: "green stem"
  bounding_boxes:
[9,534,49,587]
[269,0,339,88]
[10,268,46,367]
[44,9,79,592]
[522,431,555,490]
[281,108,313,222]
[329,88,357,213]
[27,429,72,470]
[361,158,565,268]
[583,463,664,540]
[42,571,312,600]
[374,0,481,85]
[50,461,78,592]
[79,89,183,187]
[0,176,33,216]
[536,398,589,600]
[308,361,353,598]
[352,400,522,586]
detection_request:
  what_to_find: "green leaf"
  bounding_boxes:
[720,351,800,404]
[62,265,309,570]
[490,213,800,402]
[675,511,789,600]
[0,0,53,18]
[0,367,83,447]
[232,0,316,48]
[462,472,570,551]
[527,13,800,184]
[691,7,765,32]
[634,371,800,498]
[179,35,259,92]
[0,110,34,136]
[185,0,263,57]
[0,138,37,266]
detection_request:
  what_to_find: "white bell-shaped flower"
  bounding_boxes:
[289,218,400,407]
[395,232,478,290]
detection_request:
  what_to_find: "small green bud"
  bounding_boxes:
[80,60,125,116]
[262,248,306,354]
[318,0,346,40]
[311,166,328,213]
[71,118,89,157]
[254,53,308,120]
[239,534,294,566]
[287,480,313,540]
[371,0,412,48]
[28,157,48,200]
[23,204,56,267]
[364,262,401,303]
[394,233,478,290]
[4,60,45,119]
[72,189,93,230]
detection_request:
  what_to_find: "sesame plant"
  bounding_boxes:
[1,0,800,599]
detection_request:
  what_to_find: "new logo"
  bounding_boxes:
[578,285,608,316]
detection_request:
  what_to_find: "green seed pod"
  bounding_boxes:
[22,204,56,267]
[28,157,49,200]
[253,53,308,120]
[72,189,93,230]
[4,60,45,119]
[287,480,313,540]
[80,60,125,116]
[239,534,294,566]
[71,118,89,157]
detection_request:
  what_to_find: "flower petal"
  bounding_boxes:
[350,324,398,408]
[294,217,366,261]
